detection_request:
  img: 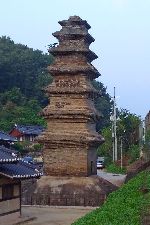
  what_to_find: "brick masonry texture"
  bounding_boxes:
[22,17,118,207]
[38,16,104,176]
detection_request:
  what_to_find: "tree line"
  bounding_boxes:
[0,36,142,163]
[0,36,112,131]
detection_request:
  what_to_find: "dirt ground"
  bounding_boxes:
[21,206,94,225]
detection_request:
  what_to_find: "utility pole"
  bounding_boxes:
[120,138,123,169]
[111,87,117,162]
[112,122,115,162]
[114,87,117,161]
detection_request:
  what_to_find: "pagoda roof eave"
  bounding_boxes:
[41,110,102,122]
[58,17,91,30]
[38,133,105,146]
[49,49,98,61]
[53,32,95,44]
[47,66,101,78]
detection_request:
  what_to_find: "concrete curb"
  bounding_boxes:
[22,205,98,210]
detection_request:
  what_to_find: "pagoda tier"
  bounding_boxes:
[48,16,100,77]
[38,16,104,177]
[47,63,100,78]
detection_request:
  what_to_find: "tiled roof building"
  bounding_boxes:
[0,131,17,147]
[0,145,42,223]
[9,125,45,142]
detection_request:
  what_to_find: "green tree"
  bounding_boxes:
[92,80,113,131]
[117,109,141,150]
[0,36,53,105]
[0,100,46,131]
[0,36,117,135]
[98,109,141,163]
[143,130,150,159]
[0,36,53,131]
[97,126,112,164]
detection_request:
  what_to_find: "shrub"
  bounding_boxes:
[33,143,43,151]
[128,145,140,163]
[106,163,127,174]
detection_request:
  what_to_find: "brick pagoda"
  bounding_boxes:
[33,16,117,206]
[39,16,104,176]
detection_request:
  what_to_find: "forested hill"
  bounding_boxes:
[0,36,112,131]
[0,36,53,102]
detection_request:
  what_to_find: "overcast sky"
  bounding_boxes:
[0,0,150,118]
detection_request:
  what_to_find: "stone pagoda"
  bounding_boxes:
[39,16,104,176]
[34,16,117,206]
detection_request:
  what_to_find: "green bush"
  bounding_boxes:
[128,145,140,163]
[13,141,30,155]
[33,143,43,151]
[72,171,150,225]
[106,163,127,174]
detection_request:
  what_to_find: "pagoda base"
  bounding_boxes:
[22,175,117,207]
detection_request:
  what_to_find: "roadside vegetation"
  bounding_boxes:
[106,163,127,174]
[97,109,141,168]
[72,170,150,225]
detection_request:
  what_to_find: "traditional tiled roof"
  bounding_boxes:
[0,161,43,179]
[0,146,43,179]
[0,131,17,142]
[10,125,45,135]
[0,146,19,163]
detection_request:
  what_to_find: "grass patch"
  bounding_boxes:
[72,171,150,225]
[106,163,127,174]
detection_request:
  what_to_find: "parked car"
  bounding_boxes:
[97,157,105,169]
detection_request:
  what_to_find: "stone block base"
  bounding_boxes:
[22,175,117,207]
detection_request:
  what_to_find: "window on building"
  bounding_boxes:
[2,184,14,200]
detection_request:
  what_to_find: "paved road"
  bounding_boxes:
[97,169,126,186]
[21,206,93,225]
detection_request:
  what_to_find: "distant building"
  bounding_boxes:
[0,145,42,224]
[9,125,45,142]
[145,111,150,131]
[0,131,17,147]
